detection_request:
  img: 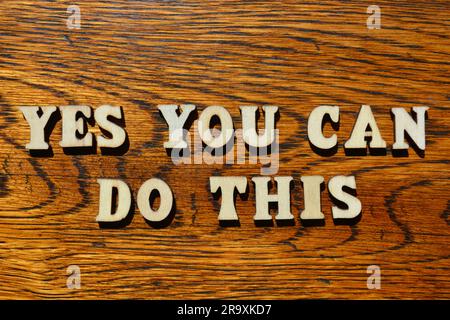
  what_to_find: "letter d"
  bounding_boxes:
[96,179,131,222]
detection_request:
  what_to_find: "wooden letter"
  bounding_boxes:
[240,106,278,147]
[344,105,386,150]
[308,105,339,150]
[158,104,196,149]
[19,106,58,150]
[96,179,131,222]
[392,106,429,151]
[137,178,174,222]
[198,106,234,148]
[95,105,126,148]
[252,176,293,222]
[59,106,93,148]
[209,176,247,222]
[300,176,325,220]
[328,176,361,219]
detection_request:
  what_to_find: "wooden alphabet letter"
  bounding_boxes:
[240,106,278,147]
[300,175,325,220]
[158,104,196,149]
[137,178,174,222]
[308,105,339,150]
[94,105,126,149]
[198,106,234,148]
[96,179,132,222]
[392,106,429,151]
[209,176,247,222]
[328,176,361,220]
[59,105,93,148]
[19,106,58,150]
[344,105,386,150]
[252,176,293,222]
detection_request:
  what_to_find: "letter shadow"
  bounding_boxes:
[344,146,387,156]
[329,186,362,226]
[301,218,325,227]
[254,218,274,227]
[144,191,177,229]
[98,189,135,229]
[276,218,295,227]
[63,138,97,155]
[29,109,61,157]
[344,132,387,156]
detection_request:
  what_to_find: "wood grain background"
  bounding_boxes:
[0,0,449,299]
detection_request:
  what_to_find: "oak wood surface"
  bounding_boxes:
[0,0,449,299]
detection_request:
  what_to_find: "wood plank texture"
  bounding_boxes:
[0,0,449,299]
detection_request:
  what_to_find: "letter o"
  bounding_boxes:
[137,178,174,222]
[198,106,234,148]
